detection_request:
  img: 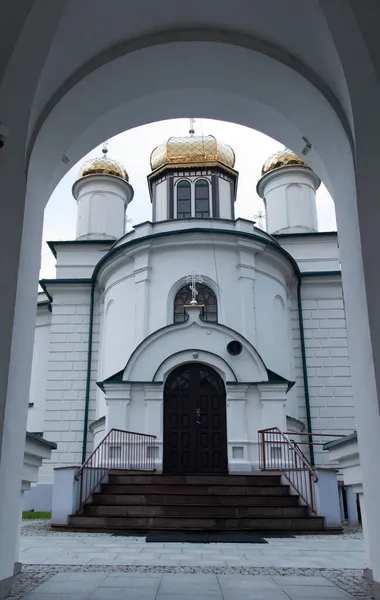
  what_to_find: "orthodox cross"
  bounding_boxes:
[253,209,266,230]
[189,118,195,135]
[185,270,203,304]
[102,140,109,155]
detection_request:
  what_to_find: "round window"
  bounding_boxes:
[227,340,243,356]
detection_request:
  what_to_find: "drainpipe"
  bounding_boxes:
[81,279,96,464]
[297,276,315,465]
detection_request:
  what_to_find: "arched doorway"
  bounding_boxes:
[163,363,227,474]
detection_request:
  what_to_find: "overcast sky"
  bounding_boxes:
[40,118,336,279]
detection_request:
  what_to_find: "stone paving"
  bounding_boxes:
[8,522,376,600]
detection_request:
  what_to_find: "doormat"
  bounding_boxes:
[145,532,268,543]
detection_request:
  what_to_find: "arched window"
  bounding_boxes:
[195,179,210,218]
[174,283,218,323]
[176,180,191,219]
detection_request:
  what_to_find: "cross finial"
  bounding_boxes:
[185,270,203,304]
[253,209,266,230]
[189,118,195,136]
[102,141,109,155]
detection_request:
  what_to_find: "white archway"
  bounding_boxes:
[3,21,380,585]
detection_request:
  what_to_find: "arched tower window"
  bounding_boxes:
[174,283,218,323]
[195,179,210,218]
[176,180,191,218]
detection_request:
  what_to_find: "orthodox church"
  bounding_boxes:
[26,127,356,509]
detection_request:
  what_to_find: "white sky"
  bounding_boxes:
[40,118,336,279]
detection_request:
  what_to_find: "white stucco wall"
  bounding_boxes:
[291,277,355,466]
[31,218,355,480]
[37,284,100,484]
[218,177,233,219]
[154,179,168,221]
[27,304,52,434]
[98,223,295,391]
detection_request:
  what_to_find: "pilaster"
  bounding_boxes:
[104,383,131,432]
[258,383,288,431]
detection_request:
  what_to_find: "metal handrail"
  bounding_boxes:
[258,427,318,514]
[75,428,156,512]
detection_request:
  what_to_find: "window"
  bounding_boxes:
[176,180,191,218]
[174,283,218,323]
[195,179,210,218]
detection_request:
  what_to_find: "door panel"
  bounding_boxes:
[163,363,227,474]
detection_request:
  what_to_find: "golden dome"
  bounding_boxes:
[78,156,129,181]
[150,135,235,173]
[261,148,308,176]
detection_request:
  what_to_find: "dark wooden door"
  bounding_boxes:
[163,363,227,474]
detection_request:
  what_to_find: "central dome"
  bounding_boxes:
[150,135,235,172]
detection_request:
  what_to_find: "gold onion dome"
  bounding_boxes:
[150,134,236,172]
[261,148,308,176]
[78,154,129,182]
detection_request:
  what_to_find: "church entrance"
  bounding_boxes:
[163,363,228,474]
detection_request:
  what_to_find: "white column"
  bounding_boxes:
[144,386,163,469]
[133,251,150,346]
[237,245,256,346]
[104,384,131,431]
[0,180,45,590]
[226,385,251,472]
[258,384,288,431]
[346,487,359,525]
[334,167,380,582]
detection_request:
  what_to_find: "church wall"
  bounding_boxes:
[27,307,51,434]
[253,268,293,380]
[38,285,99,484]
[55,244,112,279]
[277,236,340,273]
[101,276,136,380]
[155,179,168,221]
[291,278,355,467]
[148,241,241,333]
[218,178,233,219]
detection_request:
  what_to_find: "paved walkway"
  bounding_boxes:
[19,531,368,569]
[12,524,374,599]
[20,571,360,600]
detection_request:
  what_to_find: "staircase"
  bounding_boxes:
[69,471,326,532]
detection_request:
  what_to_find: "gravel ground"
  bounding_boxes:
[20,519,364,539]
[7,564,376,600]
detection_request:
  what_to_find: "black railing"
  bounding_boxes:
[75,428,156,511]
[258,427,318,514]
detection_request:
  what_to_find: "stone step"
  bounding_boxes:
[91,493,301,507]
[83,504,309,518]
[107,473,282,486]
[100,484,290,496]
[69,514,325,531]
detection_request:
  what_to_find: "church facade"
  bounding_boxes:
[26,132,356,507]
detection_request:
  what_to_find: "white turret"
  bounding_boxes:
[257,148,320,235]
[72,146,134,241]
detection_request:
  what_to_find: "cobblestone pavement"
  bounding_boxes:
[12,523,374,599]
